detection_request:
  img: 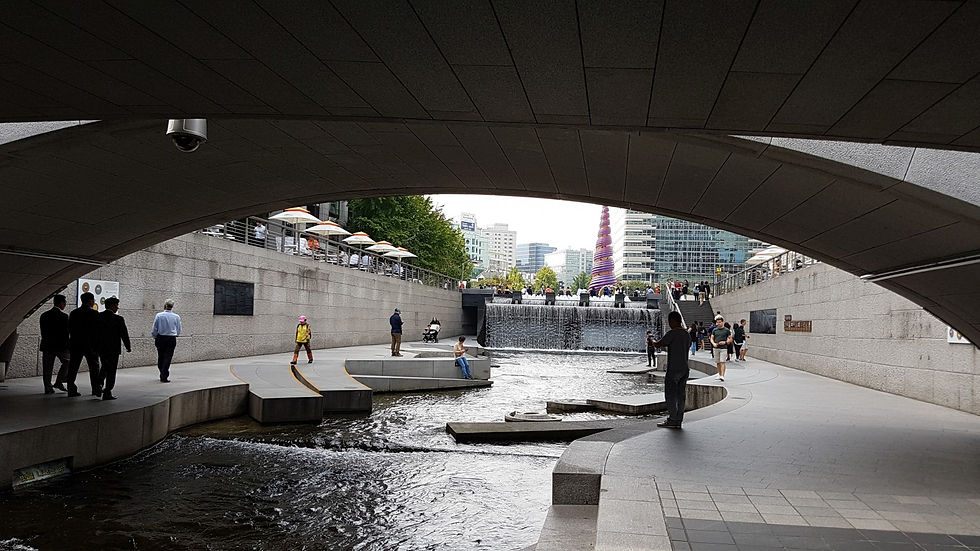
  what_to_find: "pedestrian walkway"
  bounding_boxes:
[536,356,980,550]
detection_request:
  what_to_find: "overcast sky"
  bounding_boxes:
[429,194,608,251]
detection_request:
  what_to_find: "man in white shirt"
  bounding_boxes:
[151,300,181,382]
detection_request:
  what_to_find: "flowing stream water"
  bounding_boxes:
[0,351,663,551]
[486,303,662,351]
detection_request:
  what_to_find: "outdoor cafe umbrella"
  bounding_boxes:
[307,220,351,237]
[365,240,397,253]
[383,247,417,278]
[269,207,322,225]
[343,232,376,247]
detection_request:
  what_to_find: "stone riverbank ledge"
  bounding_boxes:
[0,339,490,489]
[532,355,980,551]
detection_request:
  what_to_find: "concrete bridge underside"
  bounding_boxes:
[1,120,979,347]
[1,1,979,346]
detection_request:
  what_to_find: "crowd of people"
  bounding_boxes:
[665,278,711,305]
[38,293,181,400]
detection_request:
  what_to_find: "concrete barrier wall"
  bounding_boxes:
[8,233,464,378]
[711,263,980,414]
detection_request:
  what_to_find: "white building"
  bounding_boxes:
[457,212,489,277]
[545,248,594,286]
[610,208,657,282]
[483,222,517,276]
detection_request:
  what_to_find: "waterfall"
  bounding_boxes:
[486,303,662,352]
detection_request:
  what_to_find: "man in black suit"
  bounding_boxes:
[39,294,70,394]
[98,297,131,401]
[66,292,101,398]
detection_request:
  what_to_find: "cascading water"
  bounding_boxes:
[486,303,662,351]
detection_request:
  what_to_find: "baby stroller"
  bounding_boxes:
[422,323,440,343]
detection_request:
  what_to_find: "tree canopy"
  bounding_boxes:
[346,196,470,278]
[534,266,558,291]
[572,271,591,291]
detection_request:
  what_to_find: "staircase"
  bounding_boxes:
[677,298,715,327]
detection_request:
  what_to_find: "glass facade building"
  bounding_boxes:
[516,242,557,274]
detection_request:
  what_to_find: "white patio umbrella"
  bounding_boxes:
[343,232,376,246]
[269,207,321,225]
[365,240,397,253]
[747,245,787,265]
[306,220,351,237]
[383,247,417,259]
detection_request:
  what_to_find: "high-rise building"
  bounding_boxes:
[545,248,594,286]
[483,222,517,276]
[611,208,754,283]
[610,208,657,282]
[457,212,488,277]
[516,242,557,274]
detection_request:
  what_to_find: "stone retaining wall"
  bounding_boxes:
[711,262,980,415]
[7,233,463,378]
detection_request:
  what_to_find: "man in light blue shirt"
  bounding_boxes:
[151,300,181,382]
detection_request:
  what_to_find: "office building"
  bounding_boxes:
[457,212,489,277]
[610,208,657,282]
[516,242,557,274]
[545,248,594,286]
[483,223,517,276]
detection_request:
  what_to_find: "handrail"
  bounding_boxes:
[196,216,462,291]
[660,281,687,329]
[714,249,820,297]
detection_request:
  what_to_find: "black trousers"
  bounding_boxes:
[664,372,689,424]
[41,349,69,390]
[155,336,177,381]
[66,346,100,394]
[734,343,743,357]
[99,353,119,392]
[647,346,655,367]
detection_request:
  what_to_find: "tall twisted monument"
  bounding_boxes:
[589,206,617,292]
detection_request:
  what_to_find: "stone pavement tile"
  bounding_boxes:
[787,497,830,508]
[761,513,809,525]
[827,500,873,511]
[781,490,822,499]
[795,506,843,517]
[671,543,691,551]
[749,496,793,507]
[535,528,595,551]
[680,519,727,532]
[819,492,858,500]
[805,516,853,528]
[707,486,745,496]
[886,520,941,534]
[731,532,783,547]
[725,521,774,534]
[671,483,709,493]
[744,488,783,497]
[597,498,666,536]
[904,532,961,545]
[601,474,659,502]
[877,510,925,522]
[845,518,896,530]
[681,509,723,521]
[663,506,680,518]
[686,543,736,551]
[676,499,718,511]
[594,530,670,551]
[754,504,798,515]
[775,534,830,549]
[685,530,735,545]
[952,534,980,546]
[895,496,937,505]
[715,503,758,513]
[659,490,675,500]
[675,492,715,502]
[711,494,753,505]
[719,511,765,523]
[839,509,884,520]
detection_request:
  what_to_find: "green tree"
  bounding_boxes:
[618,279,649,293]
[346,196,470,278]
[572,271,591,291]
[506,266,524,289]
[534,266,558,291]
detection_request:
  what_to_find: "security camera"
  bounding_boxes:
[166,119,207,152]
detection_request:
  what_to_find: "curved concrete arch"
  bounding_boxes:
[1,119,978,347]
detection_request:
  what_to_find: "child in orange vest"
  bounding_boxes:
[291,316,313,365]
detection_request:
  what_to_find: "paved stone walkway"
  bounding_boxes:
[539,354,980,550]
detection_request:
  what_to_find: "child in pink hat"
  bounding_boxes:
[291,316,313,365]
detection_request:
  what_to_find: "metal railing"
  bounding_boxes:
[658,281,687,329]
[714,250,820,296]
[197,216,462,291]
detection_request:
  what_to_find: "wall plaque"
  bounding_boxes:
[783,315,812,332]
[213,279,254,316]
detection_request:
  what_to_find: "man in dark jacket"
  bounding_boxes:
[389,308,403,357]
[98,297,131,401]
[652,311,691,429]
[39,294,70,394]
[66,292,101,397]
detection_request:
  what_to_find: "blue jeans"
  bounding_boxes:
[456,356,472,378]
[691,340,698,355]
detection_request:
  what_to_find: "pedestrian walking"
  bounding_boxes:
[653,311,691,429]
[151,300,181,382]
[290,316,313,365]
[454,336,472,379]
[389,308,403,357]
[39,294,70,394]
[645,330,656,367]
[688,322,699,356]
[710,314,732,381]
[253,221,267,249]
[66,292,102,397]
[737,319,750,361]
[98,297,131,400]
[724,322,734,361]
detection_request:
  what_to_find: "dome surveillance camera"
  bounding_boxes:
[166,119,207,152]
